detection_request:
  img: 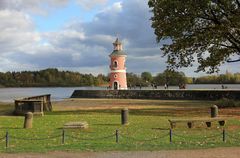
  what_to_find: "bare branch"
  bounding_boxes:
[219,44,236,49]
[227,58,240,62]
[226,35,240,53]
[236,0,240,8]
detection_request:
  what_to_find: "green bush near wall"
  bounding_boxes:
[215,98,240,108]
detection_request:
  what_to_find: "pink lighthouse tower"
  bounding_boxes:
[109,38,127,90]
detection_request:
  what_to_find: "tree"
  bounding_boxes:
[127,73,142,87]
[153,70,187,85]
[141,72,153,84]
[148,0,240,73]
[153,73,165,85]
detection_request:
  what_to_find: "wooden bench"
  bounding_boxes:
[168,118,226,129]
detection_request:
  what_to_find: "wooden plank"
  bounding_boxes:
[169,117,227,128]
[169,117,227,123]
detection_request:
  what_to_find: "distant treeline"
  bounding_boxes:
[0,68,108,87]
[127,70,189,87]
[0,69,188,87]
[0,68,239,87]
[193,72,240,84]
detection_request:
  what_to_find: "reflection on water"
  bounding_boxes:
[0,84,239,102]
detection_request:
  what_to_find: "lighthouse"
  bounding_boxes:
[109,38,127,90]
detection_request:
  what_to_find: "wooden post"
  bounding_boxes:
[206,122,211,127]
[62,129,65,144]
[211,105,218,118]
[41,97,43,109]
[116,129,119,143]
[223,128,226,142]
[14,100,18,113]
[121,108,129,125]
[24,112,33,128]
[187,122,193,128]
[169,129,172,143]
[5,131,9,148]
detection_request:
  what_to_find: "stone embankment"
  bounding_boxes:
[71,89,240,100]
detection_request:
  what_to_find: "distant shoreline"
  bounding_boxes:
[1,83,240,88]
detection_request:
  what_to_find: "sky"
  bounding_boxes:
[0,0,239,77]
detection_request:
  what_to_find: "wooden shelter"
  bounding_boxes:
[14,94,52,116]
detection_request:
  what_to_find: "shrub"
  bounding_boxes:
[215,98,240,108]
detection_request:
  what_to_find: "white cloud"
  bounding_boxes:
[0,0,196,75]
[0,10,41,54]
[76,0,108,9]
[0,0,69,15]
[0,57,37,72]
[99,2,122,14]
[59,66,108,75]
[0,0,239,77]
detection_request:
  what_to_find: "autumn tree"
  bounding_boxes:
[148,0,240,73]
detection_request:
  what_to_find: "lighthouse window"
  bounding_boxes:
[113,61,118,68]
[114,74,118,78]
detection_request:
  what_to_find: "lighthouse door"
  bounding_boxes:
[113,82,118,90]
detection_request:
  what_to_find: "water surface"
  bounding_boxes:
[0,87,105,102]
[0,84,239,102]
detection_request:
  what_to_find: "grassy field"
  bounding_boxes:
[0,99,240,153]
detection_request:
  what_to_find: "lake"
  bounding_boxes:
[0,87,105,102]
[0,84,240,102]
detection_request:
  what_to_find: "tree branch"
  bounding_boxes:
[217,1,238,15]
[219,43,236,49]
[227,31,240,46]
[227,58,240,62]
[209,8,221,24]
[236,0,240,8]
[226,35,240,53]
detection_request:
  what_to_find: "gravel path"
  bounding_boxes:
[1,147,240,158]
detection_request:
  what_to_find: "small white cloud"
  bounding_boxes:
[76,0,108,10]
[62,30,85,40]
[0,0,69,15]
[100,2,122,14]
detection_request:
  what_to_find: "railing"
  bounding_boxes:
[2,128,240,151]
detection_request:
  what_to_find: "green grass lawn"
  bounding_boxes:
[0,100,240,153]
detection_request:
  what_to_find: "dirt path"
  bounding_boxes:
[1,147,240,158]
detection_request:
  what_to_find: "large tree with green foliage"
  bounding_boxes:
[141,72,153,84]
[154,70,187,85]
[148,0,240,73]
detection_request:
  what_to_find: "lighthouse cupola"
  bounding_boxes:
[113,38,123,51]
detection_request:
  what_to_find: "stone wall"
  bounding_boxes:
[71,90,240,100]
